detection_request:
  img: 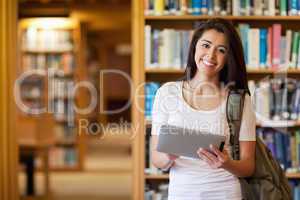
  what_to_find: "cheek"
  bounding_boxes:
[218,55,227,66]
[194,49,204,63]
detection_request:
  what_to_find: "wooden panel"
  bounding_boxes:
[0,0,18,199]
[132,0,145,199]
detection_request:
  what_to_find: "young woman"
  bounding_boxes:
[151,18,256,200]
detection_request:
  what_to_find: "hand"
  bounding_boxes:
[197,144,231,169]
[167,154,179,161]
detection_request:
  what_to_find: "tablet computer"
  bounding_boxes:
[156,124,226,159]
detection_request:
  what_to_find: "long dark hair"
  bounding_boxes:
[184,18,249,92]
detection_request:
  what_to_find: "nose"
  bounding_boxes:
[207,46,217,60]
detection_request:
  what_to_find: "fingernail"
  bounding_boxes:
[210,144,213,148]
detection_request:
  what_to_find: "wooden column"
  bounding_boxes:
[131,0,145,199]
[0,0,19,199]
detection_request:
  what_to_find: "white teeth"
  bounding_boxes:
[203,59,215,66]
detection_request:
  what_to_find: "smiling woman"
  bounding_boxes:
[150,19,256,200]
[0,0,18,199]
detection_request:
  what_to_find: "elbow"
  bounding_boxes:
[241,162,255,178]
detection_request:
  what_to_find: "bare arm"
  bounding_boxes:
[222,141,256,177]
[150,135,178,170]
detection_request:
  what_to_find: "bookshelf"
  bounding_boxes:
[144,15,300,21]
[146,68,300,74]
[132,1,300,199]
[17,17,87,171]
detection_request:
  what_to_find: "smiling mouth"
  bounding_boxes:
[202,59,217,67]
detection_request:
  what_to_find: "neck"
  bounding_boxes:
[188,71,221,96]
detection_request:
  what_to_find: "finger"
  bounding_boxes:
[198,152,213,165]
[197,149,211,163]
[210,144,224,159]
[168,154,178,161]
[199,149,218,163]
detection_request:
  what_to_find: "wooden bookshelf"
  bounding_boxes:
[132,1,300,199]
[286,173,300,179]
[145,15,300,21]
[145,174,169,180]
[145,68,300,74]
[22,49,73,54]
[17,18,87,171]
[145,173,300,180]
[146,119,300,128]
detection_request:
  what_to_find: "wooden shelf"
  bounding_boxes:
[22,49,73,54]
[47,166,81,172]
[145,174,169,180]
[147,119,300,128]
[247,68,300,74]
[55,141,77,146]
[256,120,300,128]
[145,15,300,21]
[146,68,184,74]
[286,173,300,179]
[145,173,300,180]
[145,68,300,74]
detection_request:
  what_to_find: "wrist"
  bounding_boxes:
[221,158,233,170]
[161,159,174,171]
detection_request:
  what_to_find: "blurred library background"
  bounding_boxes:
[1,0,300,200]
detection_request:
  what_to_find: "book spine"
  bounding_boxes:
[180,0,188,14]
[192,0,202,15]
[214,0,221,14]
[291,32,300,68]
[154,0,165,15]
[268,0,275,15]
[272,24,281,70]
[207,0,214,15]
[145,25,152,68]
[201,0,208,14]
[260,28,267,68]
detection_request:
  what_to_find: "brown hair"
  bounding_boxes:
[184,18,249,92]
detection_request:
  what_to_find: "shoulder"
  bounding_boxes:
[157,81,182,96]
[244,93,254,107]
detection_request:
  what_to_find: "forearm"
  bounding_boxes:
[151,150,173,170]
[223,159,255,177]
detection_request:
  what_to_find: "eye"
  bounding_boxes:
[201,42,210,49]
[218,47,227,54]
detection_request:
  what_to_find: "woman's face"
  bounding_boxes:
[194,29,228,79]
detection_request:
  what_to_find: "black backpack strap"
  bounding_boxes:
[226,89,247,160]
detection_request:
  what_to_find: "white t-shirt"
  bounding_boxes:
[151,81,256,200]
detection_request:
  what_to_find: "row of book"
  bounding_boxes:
[20,84,43,100]
[145,183,168,200]
[22,53,75,74]
[145,24,300,70]
[22,28,73,51]
[290,181,300,199]
[145,26,192,69]
[49,78,75,99]
[54,124,77,144]
[48,147,78,168]
[145,82,161,120]
[145,79,300,122]
[249,78,300,121]
[51,99,75,122]
[238,24,300,69]
[145,0,300,16]
[257,128,300,171]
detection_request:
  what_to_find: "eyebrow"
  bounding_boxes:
[200,39,228,49]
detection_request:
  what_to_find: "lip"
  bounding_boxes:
[202,59,217,67]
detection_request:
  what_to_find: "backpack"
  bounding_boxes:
[226,89,292,200]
